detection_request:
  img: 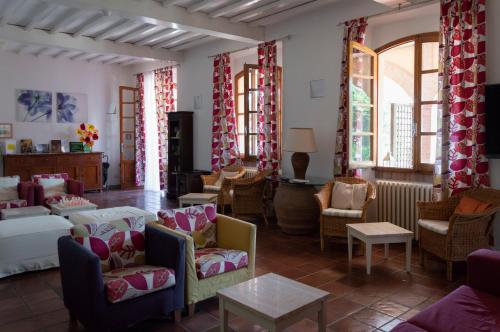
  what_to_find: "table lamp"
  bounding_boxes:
[284,128,318,180]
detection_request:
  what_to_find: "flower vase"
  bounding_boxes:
[83,145,92,153]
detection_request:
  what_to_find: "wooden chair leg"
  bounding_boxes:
[188,303,195,317]
[173,309,181,324]
[446,261,453,281]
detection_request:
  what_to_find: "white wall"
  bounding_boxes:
[0,51,134,186]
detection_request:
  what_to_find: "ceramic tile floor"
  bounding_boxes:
[0,189,465,332]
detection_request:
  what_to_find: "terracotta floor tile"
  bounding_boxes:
[328,317,374,332]
[398,309,421,321]
[320,280,355,298]
[0,296,25,312]
[0,317,42,332]
[370,300,409,317]
[386,292,428,308]
[0,305,32,326]
[37,308,70,328]
[352,308,394,328]
[180,312,219,332]
[28,296,65,315]
[379,318,404,332]
[227,316,266,332]
[321,297,364,324]
[282,318,318,332]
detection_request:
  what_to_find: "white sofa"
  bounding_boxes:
[68,206,156,225]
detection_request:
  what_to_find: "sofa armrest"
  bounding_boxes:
[315,182,332,211]
[18,182,34,206]
[217,214,257,276]
[467,249,500,296]
[58,236,106,317]
[33,184,45,206]
[145,224,185,308]
[66,179,84,197]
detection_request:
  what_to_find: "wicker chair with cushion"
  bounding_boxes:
[156,205,256,316]
[201,165,246,213]
[314,177,376,251]
[230,171,271,224]
[417,187,500,281]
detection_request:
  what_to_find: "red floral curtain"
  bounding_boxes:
[211,53,241,171]
[257,40,280,173]
[154,66,176,190]
[333,18,368,177]
[135,73,146,187]
[433,0,488,199]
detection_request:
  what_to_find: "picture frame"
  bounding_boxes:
[20,139,33,153]
[35,144,49,153]
[50,140,62,153]
[0,123,13,138]
[69,141,84,152]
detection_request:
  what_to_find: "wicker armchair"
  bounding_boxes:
[417,187,500,281]
[201,165,246,214]
[314,177,376,251]
[230,171,271,224]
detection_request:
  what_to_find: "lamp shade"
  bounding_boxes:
[283,128,318,153]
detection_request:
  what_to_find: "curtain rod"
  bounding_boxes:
[336,0,439,27]
[207,35,292,59]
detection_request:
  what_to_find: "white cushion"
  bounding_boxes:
[331,182,352,209]
[323,208,363,218]
[204,185,221,192]
[215,171,240,187]
[68,206,156,226]
[352,184,368,209]
[0,176,20,201]
[38,178,66,197]
[418,219,449,235]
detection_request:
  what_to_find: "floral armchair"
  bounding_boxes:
[201,165,246,213]
[58,218,186,331]
[156,204,256,316]
[0,176,34,209]
[32,173,84,206]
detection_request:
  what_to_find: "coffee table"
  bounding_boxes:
[178,193,218,208]
[217,273,329,332]
[347,222,413,275]
[1,206,51,220]
[50,203,98,218]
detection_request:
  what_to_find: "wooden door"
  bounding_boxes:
[119,86,138,189]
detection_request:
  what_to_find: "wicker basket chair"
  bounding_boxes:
[314,177,376,251]
[418,187,500,281]
[201,165,246,214]
[230,170,272,224]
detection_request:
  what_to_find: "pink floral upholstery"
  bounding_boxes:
[103,265,176,304]
[32,173,69,184]
[44,194,76,206]
[194,248,248,280]
[71,217,146,272]
[0,199,27,209]
[157,204,217,249]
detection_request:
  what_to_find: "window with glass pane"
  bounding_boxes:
[348,41,377,168]
[234,64,283,161]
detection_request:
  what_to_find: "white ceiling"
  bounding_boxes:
[0,0,336,66]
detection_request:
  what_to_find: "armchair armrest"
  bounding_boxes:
[33,184,45,206]
[417,200,456,220]
[66,179,84,197]
[17,182,34,206]
[467,249,500,296]
[58,236,106,318]
[217,214,257,276]
[145,224,185,308]
[202,172,220,187]
[314,182,333,211]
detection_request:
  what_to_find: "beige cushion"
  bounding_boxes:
[352,184,368,209]
[418,219,449,235]
[215,171,240,187]
[39,178,66,197]
[0,176,20,201]
[204,185,221,192]
[323,208,362,218]
[331,182,352,209]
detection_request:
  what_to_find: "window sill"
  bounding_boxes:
[373,166,433,175]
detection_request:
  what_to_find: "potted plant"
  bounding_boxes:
[76,123,99,152]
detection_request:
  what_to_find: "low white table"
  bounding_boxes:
[178,193,218,208]
[217,273,329,332]
[50,203,98,218]
[1,206,50,220]
[68,206,156,225]
[347,222,413,275]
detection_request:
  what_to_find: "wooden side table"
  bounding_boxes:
[347,222,413,275]
[178,193,218,208]
[217,273,329,332]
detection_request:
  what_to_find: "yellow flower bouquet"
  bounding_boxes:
[76,123,99,151]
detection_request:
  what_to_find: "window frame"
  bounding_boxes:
[374,32,439,174]
[234,63,283,162]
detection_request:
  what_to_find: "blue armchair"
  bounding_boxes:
[58,224,185,332]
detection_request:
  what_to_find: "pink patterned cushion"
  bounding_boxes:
[32,173,69,184]
[71,217,146,272]
[44,194,76,206]
[103,265,176,303]
[0,199,28,209]
[157,204,217,247]
[194,248,248,280]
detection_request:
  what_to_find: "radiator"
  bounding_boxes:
[375,180,433,239]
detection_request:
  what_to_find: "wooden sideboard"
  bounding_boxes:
[3,152,103,191]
